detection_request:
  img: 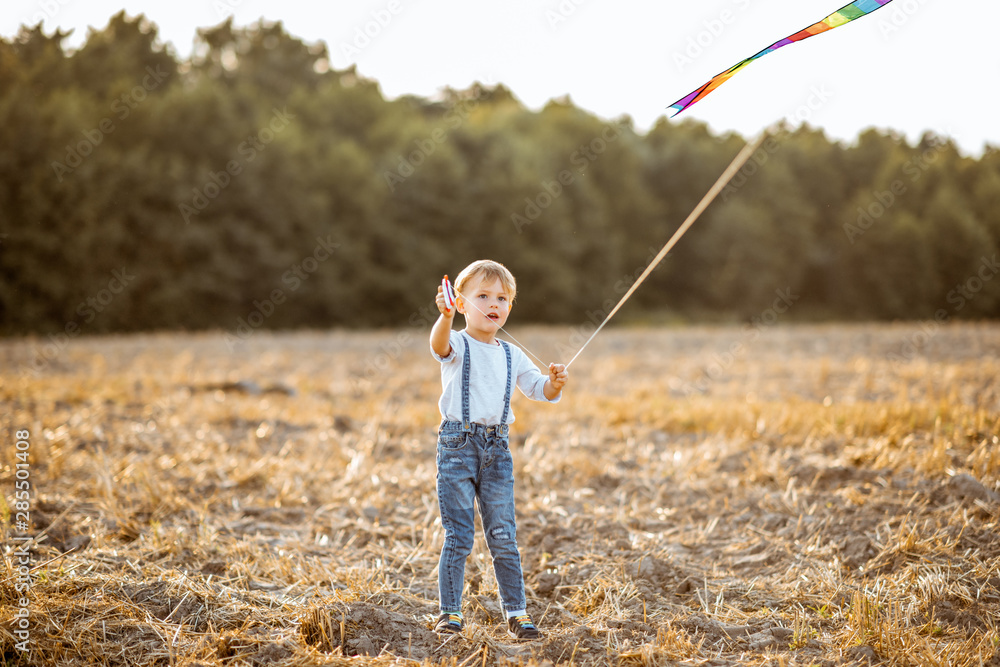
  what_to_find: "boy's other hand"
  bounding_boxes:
[548,363,568,391]
[436,285,454,318]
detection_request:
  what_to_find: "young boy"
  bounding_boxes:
[429,259,568,641]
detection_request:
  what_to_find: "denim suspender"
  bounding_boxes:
[460,333,512,435]
[498,341,512,433]
[461,335,472,431]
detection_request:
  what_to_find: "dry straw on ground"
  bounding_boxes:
[1,322,998,666]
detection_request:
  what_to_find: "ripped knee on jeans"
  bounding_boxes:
[489,526,512,542]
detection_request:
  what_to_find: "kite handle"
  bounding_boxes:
[442,275,457,313]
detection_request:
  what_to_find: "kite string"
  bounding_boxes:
[448,127,770,372]
[564,129,770,369]
[450,285,551,369]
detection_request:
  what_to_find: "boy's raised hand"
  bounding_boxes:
[436,284,454,318]
[548,363,568,391]
[430,278,456,359]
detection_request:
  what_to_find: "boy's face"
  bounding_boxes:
[457,276,511,334]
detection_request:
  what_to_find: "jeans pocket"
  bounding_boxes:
[438,432,469,450]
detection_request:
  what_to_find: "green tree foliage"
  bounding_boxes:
[1,13,997,336]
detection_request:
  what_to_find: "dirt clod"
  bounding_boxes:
[947,473,999,504]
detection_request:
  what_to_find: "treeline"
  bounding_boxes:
[1,13,998,337]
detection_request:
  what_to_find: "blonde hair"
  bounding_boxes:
[454,260,517,304]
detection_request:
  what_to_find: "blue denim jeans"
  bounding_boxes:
[436,420,526,614]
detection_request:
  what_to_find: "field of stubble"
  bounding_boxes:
[1,322,999,667]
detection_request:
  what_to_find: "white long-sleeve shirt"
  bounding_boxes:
[432,329,560,425]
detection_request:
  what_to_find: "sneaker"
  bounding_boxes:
[507,614,542,641]
[434,613,463,634]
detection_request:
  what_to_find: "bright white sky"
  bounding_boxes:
[5,0,997,156]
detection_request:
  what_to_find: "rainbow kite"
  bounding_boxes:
[669,0,894,117]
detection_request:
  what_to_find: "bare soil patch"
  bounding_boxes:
[2,322,998,665]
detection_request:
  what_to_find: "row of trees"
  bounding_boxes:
[1,13,997,336]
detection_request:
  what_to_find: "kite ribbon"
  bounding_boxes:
[669,0,894,117]
[565,128,771,369]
